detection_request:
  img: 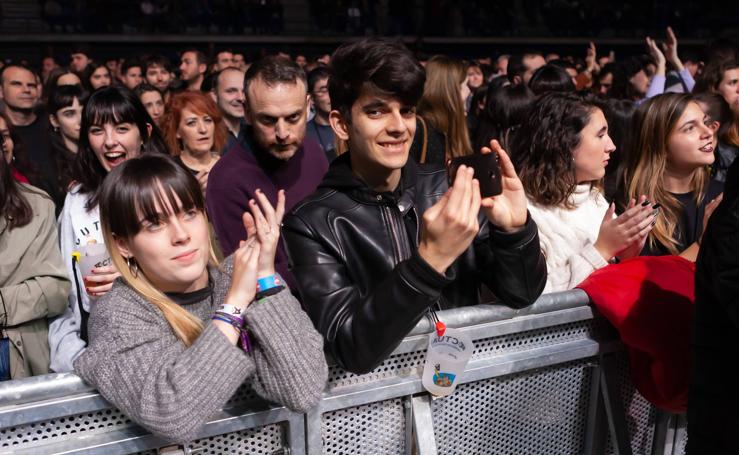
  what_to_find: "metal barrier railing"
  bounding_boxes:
[0,290,687,455]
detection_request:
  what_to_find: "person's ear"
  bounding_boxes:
[49,114,60,129]
[512,75,523,86]
[114,234,133,260]
[146,123,153,138]
[198,63,207,75]
[708,120,720,133]
[329,110,349,141]
[209,90,217,103]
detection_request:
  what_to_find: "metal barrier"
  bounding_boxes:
[0,290,688,454]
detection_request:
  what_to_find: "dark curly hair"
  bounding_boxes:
[512,92,605,208]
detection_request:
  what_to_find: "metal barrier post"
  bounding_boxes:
[602,353,635,455]
[584,363,607,455]
[411,394,438,455]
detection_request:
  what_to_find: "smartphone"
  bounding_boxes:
[447,153,503,198]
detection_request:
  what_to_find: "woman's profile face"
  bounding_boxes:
[666,101,716,172]
[52,97,83,143]
[88,121,144,172]
[571,108,616,183]
[177,107,215,156]
[117,190,210,293]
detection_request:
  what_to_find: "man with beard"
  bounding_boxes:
[143,55,173,101]
[179,49,208,92]
[207,56,328,289]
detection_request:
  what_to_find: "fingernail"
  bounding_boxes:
[641,200,651,207]
[652,203,661,210]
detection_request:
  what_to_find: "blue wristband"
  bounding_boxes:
[257,274,281,292]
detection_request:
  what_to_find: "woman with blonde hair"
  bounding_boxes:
[621,93,724,260]
[410,55,473,164]
[160,91,227,195]
[74,154,327,442]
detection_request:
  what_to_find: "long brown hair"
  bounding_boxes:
[417,55,472,159]
[99,154,219,346]
[160,91,227,157]
[621,93,710,254]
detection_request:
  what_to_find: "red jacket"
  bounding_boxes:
[578,255,695,412]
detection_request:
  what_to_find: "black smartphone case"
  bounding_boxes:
[447,153,503,197]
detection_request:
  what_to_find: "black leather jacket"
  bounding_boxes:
[282,154,547,373]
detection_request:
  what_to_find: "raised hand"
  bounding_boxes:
[242,189,286,278]
[662,26,684,71]
[646,37,666,76]
[225,237,261,310]
[418,165,481,274]
[479,140,528,232]
[585,42,599,73]
[595,197,657,261]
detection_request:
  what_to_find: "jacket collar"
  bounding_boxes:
[318,152,418,213]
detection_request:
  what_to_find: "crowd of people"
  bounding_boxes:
[1,26,739,452]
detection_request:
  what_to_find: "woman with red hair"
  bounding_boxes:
[160,91,227,196]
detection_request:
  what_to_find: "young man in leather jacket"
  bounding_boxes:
[282,38,547,374]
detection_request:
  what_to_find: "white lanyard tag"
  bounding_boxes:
[422,326,473,397]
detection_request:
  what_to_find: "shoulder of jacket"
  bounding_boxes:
[289,187,347,215]
[18,183,54,211]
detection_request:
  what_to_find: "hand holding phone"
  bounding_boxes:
[447,153,503,198]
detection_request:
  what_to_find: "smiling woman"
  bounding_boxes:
[620,93,724,259]
[48,85,169,374]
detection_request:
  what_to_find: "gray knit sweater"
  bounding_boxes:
[74,257,328,443]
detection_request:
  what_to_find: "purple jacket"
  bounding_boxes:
[207,134,329,289]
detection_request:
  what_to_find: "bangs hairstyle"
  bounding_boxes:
[47,83,89,114]
[161,91,227,156]
[100,154,217,346]
[329,38,426,122]
[621,93,709,255]
[512,92,605,208]
[73,85,168,210]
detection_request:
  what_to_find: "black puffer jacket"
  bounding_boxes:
[282,153,547,373]
[688,157,739,453]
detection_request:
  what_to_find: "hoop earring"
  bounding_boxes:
[126,256,139,278]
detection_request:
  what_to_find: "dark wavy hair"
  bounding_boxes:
[329,38,425,122]
[72,85,168,210]
[512,92,605,208]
